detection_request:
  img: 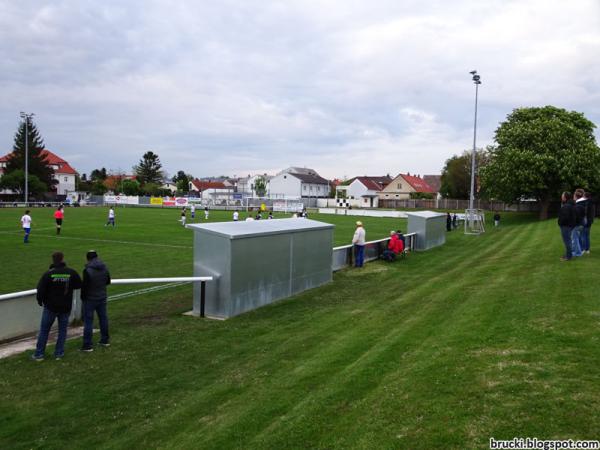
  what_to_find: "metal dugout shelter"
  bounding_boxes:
[406,211,446,251]
[188,218,334,319]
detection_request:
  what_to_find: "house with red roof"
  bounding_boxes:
[0,149,78,196]
[336,175,392,208]
[378,173,436,200]
[189,179,234,202]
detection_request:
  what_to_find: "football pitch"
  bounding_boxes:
[1,209,600,449]
[0,206,405,293]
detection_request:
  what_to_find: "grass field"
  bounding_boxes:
[1,208,600,449]
[0,207,404,293]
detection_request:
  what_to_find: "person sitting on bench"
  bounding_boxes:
[382,231,405,261]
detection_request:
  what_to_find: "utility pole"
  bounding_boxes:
[468,71,481,210]
[20,112,35,205]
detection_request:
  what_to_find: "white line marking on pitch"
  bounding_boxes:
[0,231,192,249]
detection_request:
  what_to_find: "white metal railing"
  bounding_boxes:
[331,233,416,271]
[0,289,37,302]
[111,277,213,285]
[0,277,212,302]
[332,236,391,252]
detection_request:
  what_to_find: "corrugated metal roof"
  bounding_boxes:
[187,218,333,239]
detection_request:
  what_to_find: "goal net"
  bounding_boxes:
[464,208,485,235]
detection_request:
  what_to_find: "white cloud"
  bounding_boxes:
[0,0,598,179]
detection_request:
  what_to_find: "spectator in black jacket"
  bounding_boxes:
[81,250,111,351]
[572,189,586,257]
[32,252,82,361]
[558,192,576,261]
[581,192,595,254]
[493,212,501,227]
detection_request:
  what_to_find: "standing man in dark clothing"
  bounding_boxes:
[81,250,111,351]
[572,189,586,257]
[493,212,501,227]
[446,212,452,231]
[582,192,595,254]
[452,213,458,229]
[32,252,82,361]
[558,192,576,261]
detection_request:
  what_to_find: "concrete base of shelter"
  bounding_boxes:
[0,326,89,359]
[182,310,227,320]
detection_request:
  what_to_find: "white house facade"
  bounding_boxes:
[335,176,391,208]
[0,149,77,196]
[268,167,329,199]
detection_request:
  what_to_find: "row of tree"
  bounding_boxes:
[441,106,600,219]
[3,106,599,218]
[0,118,184,197]
[76,151,179,196]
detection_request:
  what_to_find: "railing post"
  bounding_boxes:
[200,281,206,318]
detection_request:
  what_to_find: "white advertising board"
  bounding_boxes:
[104,195,140,205]
[273,201,304,213]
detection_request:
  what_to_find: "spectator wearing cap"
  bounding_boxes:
[81,250,111,351]
[352,221,366,267]
[32,252,82,361]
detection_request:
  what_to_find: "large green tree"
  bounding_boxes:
[4,117,54,191]
[480,106,600,219]
[122,179,141,196]
[0,170,47,196]
[134,151,163,185]
[90,167,107,181]
[172,170,192,193]
[253,176,267,197]
[440,150,488,199]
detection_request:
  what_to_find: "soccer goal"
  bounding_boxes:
[464,208,485,235]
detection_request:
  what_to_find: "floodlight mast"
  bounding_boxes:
[469,71,481,210]
[20,112,35,205]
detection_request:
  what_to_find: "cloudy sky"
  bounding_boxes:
[1,0,599,180]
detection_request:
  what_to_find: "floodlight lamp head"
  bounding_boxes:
[469,70,477,75]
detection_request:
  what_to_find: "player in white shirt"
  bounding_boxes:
[233,210,239,221]
[21,210,32,243]
[204,206,209,220]
[190,204,196,220]
[105,207,115,227]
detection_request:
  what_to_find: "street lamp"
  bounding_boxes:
[20,112,35,205]
[468,71,481,211]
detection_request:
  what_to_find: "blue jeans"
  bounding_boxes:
[83,301,110,347]
[560,226,573,259]
[34,307,70,358]
[23,227,30,243]
[381,249,396,262]
[572,226,583,257]
[581,226,591,252]
[354,245,365,267]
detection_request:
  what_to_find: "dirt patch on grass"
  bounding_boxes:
[346,265,390,276]
[123,314,169,327]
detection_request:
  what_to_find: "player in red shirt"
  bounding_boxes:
[54,206,64,235]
